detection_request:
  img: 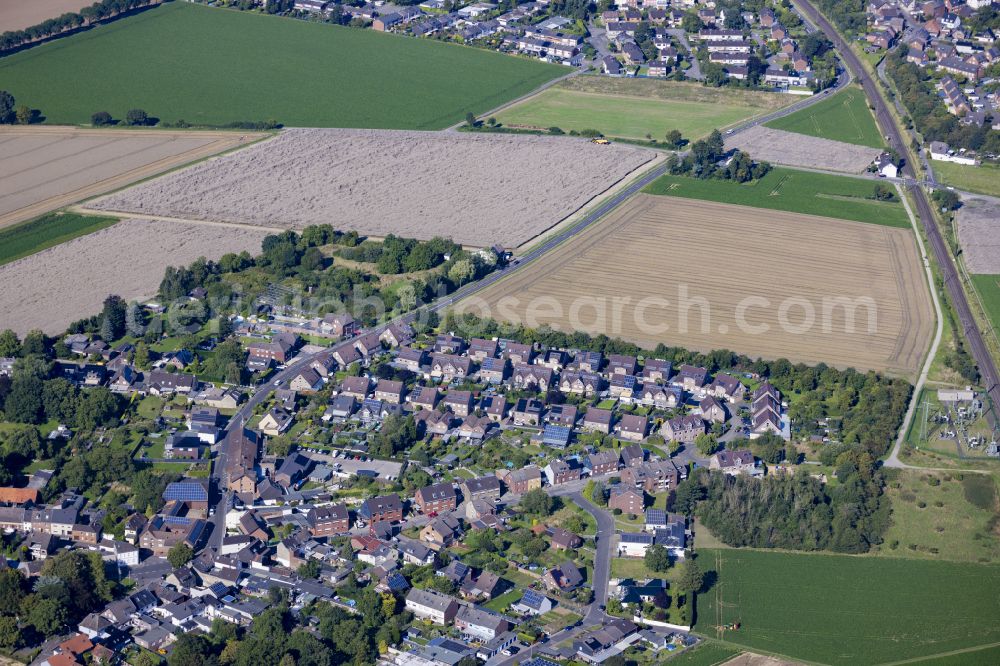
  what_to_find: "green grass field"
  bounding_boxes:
[495,89,762,141]
[494,76,792,141]
[663,642,740,666]
[643,167,910,227]
[878,470,1000,563]
[765,87,884,148]
[696,549,1000,664]
[969,275,1000,335]
[0,212,118,266]
[933,161,1000,198]
[0,2,564,129]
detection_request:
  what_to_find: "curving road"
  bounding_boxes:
[791,0,1000,422]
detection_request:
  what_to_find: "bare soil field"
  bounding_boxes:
[956,196,1000,274]
[0,218,269,336]
[0,0,87,31]
[725,126,881,173]
[465,195,933,375]
[89,128,657,248]
[0,126,259,230]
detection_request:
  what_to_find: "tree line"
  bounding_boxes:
[0,0,160,52]
[666,130,771,183]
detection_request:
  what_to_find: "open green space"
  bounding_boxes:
[933,161,1000,198]
[765,86,884,148]
[482,588,522,612]
[907,644,1000,666]
[0,2,564,129]
[0,212,118,266]
[878,469,1000,563]
[663,642,740,666]
[696,549,1000,664]
[969,275,1000,335]
[494,75,792,141]
[643,167,910,227]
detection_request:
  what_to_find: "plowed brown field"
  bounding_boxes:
[465,195,933,374]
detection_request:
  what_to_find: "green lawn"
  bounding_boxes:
[696,549,1000,664]
[765,86,884,148]
[969,275,1000,335]
[643,167,910,227]
[0,212,118,266]
[663,642,740,666]
[0,2,564,129]
[932,161,1000,198]
[482,588,522,612]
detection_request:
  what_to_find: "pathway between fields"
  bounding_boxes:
[885,183,944,470]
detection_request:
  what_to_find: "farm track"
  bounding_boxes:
[468,195,934,374]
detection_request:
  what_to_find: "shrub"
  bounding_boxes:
[91,111,112,126]
[125,108,148,126]
[917,501,927,508]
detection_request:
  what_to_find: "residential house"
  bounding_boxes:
[406,589,460,625]
[444,390,474,417]
[621,460,681,493]
[698,396,728,424]
[544,458,582,485]
[375,379,404,405]
[542,560,584,592]
[608,486,644,515]
[339,375,370,400]
[512,398,544,426]
[456,606,509,642]
[587,450,620,476]
[583,407,613,434]
[415,483,458,514]
[511,589,552,616]
[498,466,542,494]
[618,414,648,442]
[708,373,745,402]
[421,515,462,548]
[461,476,502,503]
[359,494,404,524]
[661,415,705,444]
[709,449,757,475]
[289,368,323,393]
[307,504,350,537]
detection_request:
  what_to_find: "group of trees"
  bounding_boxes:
[0,550,114,648]
[0,90,36,125]
[667,130,771,182]
[886,45,1000,157]
[155,224,497,329]
[0,0,158,52]
[679,445,889,553]
[337,235,461,275]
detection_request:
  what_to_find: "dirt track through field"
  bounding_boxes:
[0,126,260,229]
[88,128,656,248]
[0,218,270,336]
[465,195,933,374]
[725,126,881,173]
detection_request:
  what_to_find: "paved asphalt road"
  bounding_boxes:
[793,0,1000,416]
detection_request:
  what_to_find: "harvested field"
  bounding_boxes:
[90,128,656,248]
[0,218,270,336]
[0,0,87,31]
[725,126,881,173]
[956,197,1000,274]
[0,126,257,229]
[466,195,934,374]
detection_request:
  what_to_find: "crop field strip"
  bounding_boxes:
[696,549,1000,665]
[0,127,256,230]
[468,195,933,374]
[0,1,565,129]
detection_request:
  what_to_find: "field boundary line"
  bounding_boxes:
[877,641,1000,666]
[513,151,667,256]
[688,634,829,666]
[68,207,287,234]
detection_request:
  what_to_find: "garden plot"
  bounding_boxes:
[88,128,657,248]
[725,126,881,173]
[0,218,270,336]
